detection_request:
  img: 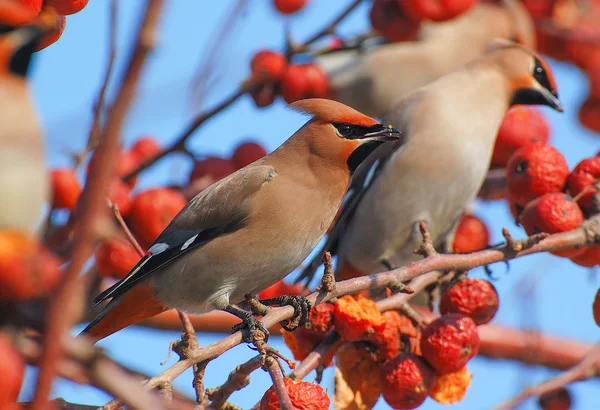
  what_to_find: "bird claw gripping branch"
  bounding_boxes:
[259,295,312,331]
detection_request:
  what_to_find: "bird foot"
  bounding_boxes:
[230,311,270,344]
[259,295,312,331]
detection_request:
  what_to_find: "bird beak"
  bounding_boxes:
[362,125,401,142]
[540,87,564,113]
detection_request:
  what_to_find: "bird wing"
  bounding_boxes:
[295,138,406,287]
[93,164,277,307]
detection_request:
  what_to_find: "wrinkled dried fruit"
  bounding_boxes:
[304,302,335,335]
[368,310,402,361]
[452,214,490,254]
[567,156,600,215]
[281,327,335,364]
[429,366,472,404]
[380,353,436,409]
[260,377,330,410]
[519,193,585,258]
[440,278,499,325]
[334,295,386,341]
[538,386,572,410]
[420,313,479,375]
[335,342,382,409]
[507,144,569,208]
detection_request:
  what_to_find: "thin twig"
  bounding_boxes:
[31,1,165,408]
[492,344,600,410]
[109,199,144,256]
[264,357,294,410]
[206,355,262,409]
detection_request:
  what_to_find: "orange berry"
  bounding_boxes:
[273,0,307,14]
[260,377,330,410]
[251,50,287,82]
[96,237,141,279]
[452,214,490,254]
[0,334,25,405]
[538,387,572,410]
[507,144,569,208]
[50,168,81,210]
[398,0,477,22]
[45,0,88,15]
[367,310,402,361]
[519,193,585,258]
[420,314,479,375]
[440,278,499,325]
[108,180,132,217]
[231,141,267,170]
[380,353,436,409]
[35,15,66,51]
[370,0,420,42]
[567,157,600,215]
[578,96,600,133]
[492,107,550,167]
[335,342,382,409]
[333,295,386,341]
[429,366,472,404]
[304,302,335,335]
[128,188,188,247]
[130,137,161,163]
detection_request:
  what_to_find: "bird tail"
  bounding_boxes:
[337,258,366,281]
[80,283,168,343]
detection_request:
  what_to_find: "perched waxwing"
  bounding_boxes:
[297,40,563,286]
[82,99,401,343]
[316,0,535,119]
[0,23,48,235]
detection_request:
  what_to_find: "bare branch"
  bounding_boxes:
[206,355,262,409]
[264,357,294,410]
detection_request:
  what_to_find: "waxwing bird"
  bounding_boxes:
[297,40,563,287]
[316,0,535,119]
[0,23,48,235]
[82,99,401,343]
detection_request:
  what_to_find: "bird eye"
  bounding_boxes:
[334,123,354,137]
[532,58,554,95]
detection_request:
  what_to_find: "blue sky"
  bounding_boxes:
[20,1,600,409]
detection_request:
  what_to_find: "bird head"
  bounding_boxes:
[290,98,401,174]
[0,21,47,78]
[487,39,563,112]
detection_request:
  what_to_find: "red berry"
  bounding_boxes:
[273,0,307,15]
[578,96,600,133]
[35,15,66,51]
[231,141,267,170]
[260,377,330,410]
[251,50,287,82]
[128,188,188,247]
[131,137,161,163]
[303,63,330,98]
[190,157,236,185]
[50,168,81,210]
[520,0,554,19]
[565,21,600,68]
[593,288,600,327]
[334,295,386,341]
[538,387,572,410]
[108,180,132,217]
[370,0,420,42]
[452,214,490,254]
[304,302,335,335]
[0,1,39,25]
[250,84,277,108]
[96,237,141,279]
[281,326,335,363]
[380,353,436,409]
[17,0,42,13]
[367,310,402,361]
[506,144,569,207]
[492,107,550,167]
[570,245,600,268]
[281,64,310,103]
[398,0,477,22]
[440,278,499,325]
[519,193,585,258]
[0,334,25,405]
[45,0,88,15]
[567,157,600,215]
[258,280,303,300]
[420,313,479,375]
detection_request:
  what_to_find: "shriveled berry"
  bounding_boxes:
[367,310,402,361]
[440,278,499,325]
[570,246,600,268]
[281,327,337,365]
[420,313,479,375]
[398,0,477,22]
[538,387,572,410]
[304,302,335,335]
[260,377,330,410]
[452,214,490,254]
[567,157,600,215]
[0,334,25,405]
[334,295,386,341]
[50,168,81,210]
[232,141,267,170]
[335,342,382,409]
[380,353,436,409]
[251,84,277,108]
[520,193,585,258]
[507,144,569,207]
[273,0,307,14]
[251,50,287,82]
[578,96,600,133]
[429,366,472,404]
[492,107,550,167]
[96,237,141,279]
[593,288,600,327]
[370,0,420,42]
